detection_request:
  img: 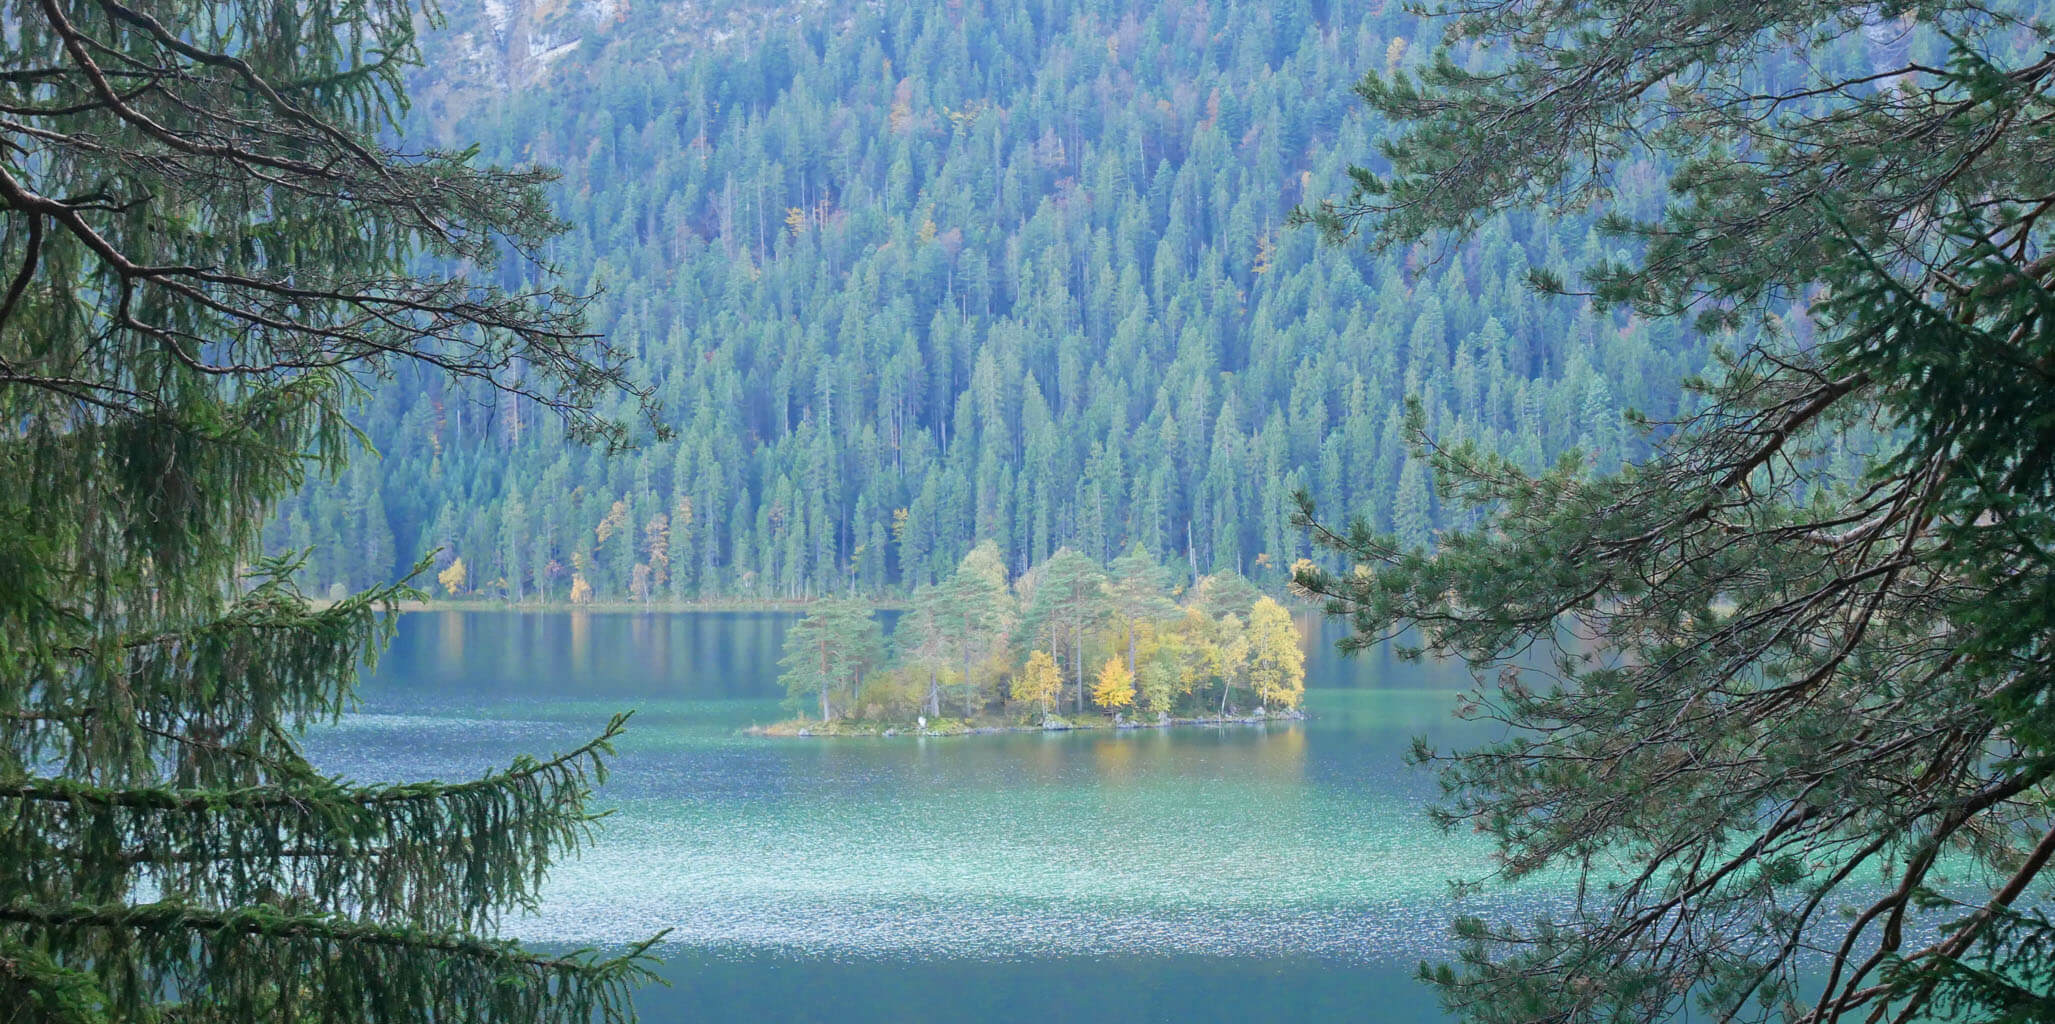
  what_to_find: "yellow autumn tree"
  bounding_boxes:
[1091,655,1135,714]
[594,499,630,545]
[568,575,595,605]
[436,557,467,597]
[1201,613,1251,716]
[1015,649,1062,714]
[1133,622,1196,714]
[644,513,670,592]
[1247,597,1306,711]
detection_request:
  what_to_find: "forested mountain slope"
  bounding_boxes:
[269,0,1877,602]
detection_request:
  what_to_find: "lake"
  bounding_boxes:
[305,610,1571,1022]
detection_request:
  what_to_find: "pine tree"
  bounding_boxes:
[777,598,885,722]
[901,583,955,718]
[1391,456,1432,552]
[250,0,1718,604]
[0,1,657,1020]
[1104,544,1180,675]
[1190,569,1262,620]
[1300,2,2055,1020]
[941,541,1013,717]
[1019,548,1109,714]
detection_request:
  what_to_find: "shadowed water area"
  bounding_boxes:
[305,611,1577,1022]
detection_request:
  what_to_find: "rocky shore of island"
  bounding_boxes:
[747,707,1307,738]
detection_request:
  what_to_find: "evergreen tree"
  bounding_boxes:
[777,598,885,721]
[1191,570,1263,620]
[268,0,1710,602]
[1019,548,1109,714]
[901,582,955,718]
[1300,1,2055,1020]
[0,1,657,1020]
[1104,544,1181,675]
[1390,457,1432,552]
[940,541,1013,717]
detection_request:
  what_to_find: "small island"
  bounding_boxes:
[752,541,1308,737]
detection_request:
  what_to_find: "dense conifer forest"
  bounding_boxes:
[12,0,2052,1019]
[269,0,1896,601]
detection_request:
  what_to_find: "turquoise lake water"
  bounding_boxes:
[304,610,1574,1022]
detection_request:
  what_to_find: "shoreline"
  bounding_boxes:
[322,598,912,614]
[746,709,1308,738]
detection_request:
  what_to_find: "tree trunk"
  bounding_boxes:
[962,647,974,719]
[1074,627,1085,714]
[819,638,832,721]
[1050,637,1063,716]
[926,667,940,718]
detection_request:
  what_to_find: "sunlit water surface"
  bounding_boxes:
[306,611,1567,1022]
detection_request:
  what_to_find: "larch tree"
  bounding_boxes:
[0,0,659,1021]
[437,557,469,597]
[1298,1,2055,1021]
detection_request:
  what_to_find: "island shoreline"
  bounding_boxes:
[746,709,1307,738]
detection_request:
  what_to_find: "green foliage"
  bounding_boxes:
[1300,1,2055,1021]
[777,598,886,720]
[1910,906,2055,1023]
[1020,548,1111,714]
[1105,543,1183,672]
[1190,569,1264,620]
[941,542,1016,715]
[0,1,656,1019]
[270,0,1711,603]
[791,545,1302,724]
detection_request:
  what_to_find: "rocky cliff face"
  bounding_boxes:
[412,0,838,123]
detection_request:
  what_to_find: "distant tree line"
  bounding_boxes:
[779,542,1305,725]
[264,0,1763,602]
